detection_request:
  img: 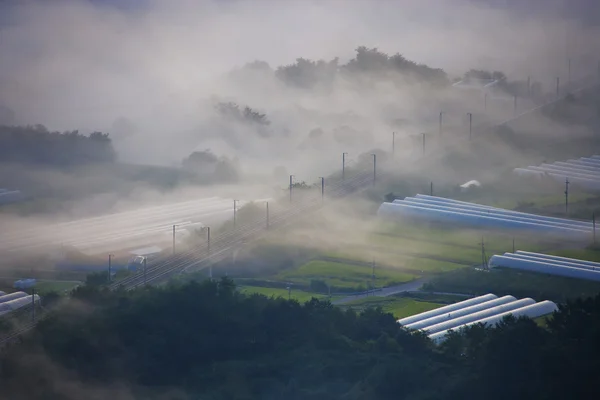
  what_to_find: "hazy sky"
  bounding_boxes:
[0,0,598,170]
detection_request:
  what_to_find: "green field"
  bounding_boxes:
[322,251,468,273]
[275,260,417,289]
[341,296,443,319]
[35,280,81,295]
[551,248,600,263]
[239,286,331,302]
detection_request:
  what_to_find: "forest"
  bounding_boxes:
[1,278,599,400]
[0,125,115,166]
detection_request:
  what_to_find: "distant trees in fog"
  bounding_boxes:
[0,124,115,166]
[238,46,449,90]
[181,149,240,183]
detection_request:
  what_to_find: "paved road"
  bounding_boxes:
[332,278,429,305]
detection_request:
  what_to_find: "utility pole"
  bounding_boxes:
[233,199,239,228]
[371,153,377,184]
[484,92,488,111]
[430,181,433,196]
[480,237,488,269]
[108,253,114,283]
[342,152,348,180]
[568,58,571,87]
[439,111,443,136]
[392,132,396,157]
[289,175,294,203]
[266,201,269,229]
[172,224,177,255]
[319,177,325,201]
[512,237,515,253]
[421,133,426,156]
[206,226,211,253]
[593,212,596,245]
[556,77,560,98]
[371,258,376,292]
[31,287,35,322]
[565,178,570,216]
[467,113,473,140]
[143,256,147,286]
[287,284,292,300]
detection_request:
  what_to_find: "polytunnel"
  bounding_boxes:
[504,252,600,272]
[413,195,593,228]
[488,254,600,282]
[421,298,536,335]
[377,202,591,238]
[429,300,558,344]
[0,291,28,304]
[0,294,40,316]
[397,293,497,326]
[513,155,600,191]
[516,251,600,269]
[403,295,517,331]
[398,199,590,230]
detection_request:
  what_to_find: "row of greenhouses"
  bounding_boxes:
[514,155,600,191]
[0,291,40,317]
[377,194,593,239]
[398,293,557,344]
[489,250,600,282]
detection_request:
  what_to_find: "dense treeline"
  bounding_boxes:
[1,278,600,399]
[0,125,115,166]
[232,46,449,90]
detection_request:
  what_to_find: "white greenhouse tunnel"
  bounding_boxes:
[399,292,558,345]
[488,251,600,282]
[429,301,559,344]
[396,293,498,326]
[378,195,592,239]
[513,156,600,192]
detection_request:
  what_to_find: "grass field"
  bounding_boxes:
[323,250,468,273]
[341,296,443,319]
[239,286,332,302]
[34,280,81,295]
[551,248,600,263]
[275,260,417,289]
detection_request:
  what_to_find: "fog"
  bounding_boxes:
[1,0,599,174]
[0,0,599,255]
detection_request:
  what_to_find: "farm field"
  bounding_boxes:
[274,260,417,290]
[551,247,600,263]
[34,280,81,295]
[340,296,443,319]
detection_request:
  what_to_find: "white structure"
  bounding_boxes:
[403,295,517,331]
[459,180,481,192]
[429,300,558,344]
[421,298,536,335]
[513,156,600,191]
[0,295,40,317]
[378,194,592,239]
[397,293,498,326]
[0,291,28,304]
[489,251,600,282]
